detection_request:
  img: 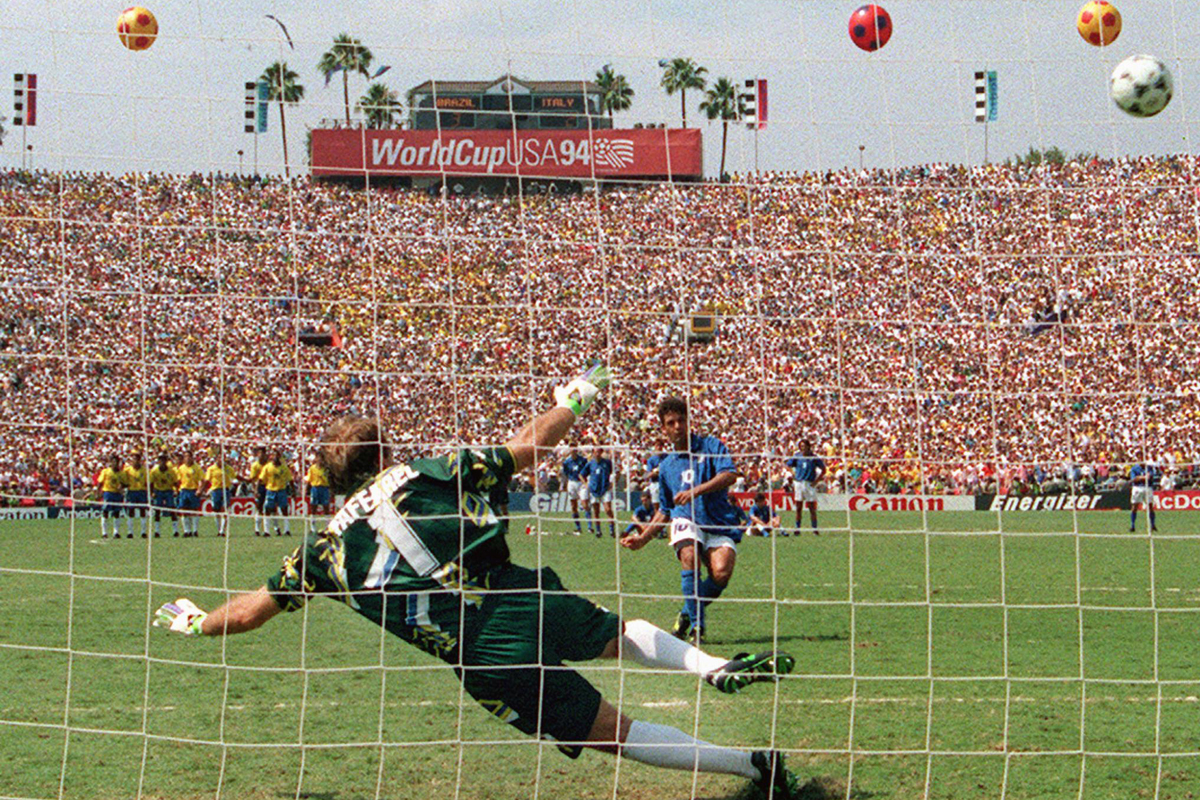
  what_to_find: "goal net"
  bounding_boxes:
[1,3,1198,799]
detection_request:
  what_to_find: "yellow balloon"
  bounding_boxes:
[117,6,158,51]
[1076,1,1121,47]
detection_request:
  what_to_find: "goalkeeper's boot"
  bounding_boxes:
[671,611,694,641]
[706,651,796,695]
[750,750,800,800]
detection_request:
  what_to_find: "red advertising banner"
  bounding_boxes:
[1154,490,1200,511]
[311,127,703,180]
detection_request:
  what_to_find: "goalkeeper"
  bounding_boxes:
[154,365,801,799]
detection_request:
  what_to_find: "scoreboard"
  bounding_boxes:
[408,76,612,132]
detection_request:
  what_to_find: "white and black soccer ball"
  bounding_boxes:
[1109,54,1173,118]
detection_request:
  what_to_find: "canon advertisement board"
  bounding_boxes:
[310,128,703,180]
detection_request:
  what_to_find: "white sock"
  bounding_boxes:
[622,619,728,675]
[622,720,758,779]
[172,518,179,534]
[100,518,108,537]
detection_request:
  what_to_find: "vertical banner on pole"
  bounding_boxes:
[741,78,768,129]
[13,73,37,126]
[256,80,269,132]
[987,70,999,122]
[974,71,987,122]
[244,81,256,133]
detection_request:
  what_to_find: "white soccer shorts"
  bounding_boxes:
[669,517,737,553]
[590,488,613,504]
[794,480,817,504]
[1131,486,1156,508]
[566,479,585,501]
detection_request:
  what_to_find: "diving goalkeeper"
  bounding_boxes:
[153,365,801,799]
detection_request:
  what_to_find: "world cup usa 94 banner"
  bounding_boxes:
[310,128,703,180]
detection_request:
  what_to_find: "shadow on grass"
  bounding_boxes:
[696,774,875,800]
[717,633,850,646]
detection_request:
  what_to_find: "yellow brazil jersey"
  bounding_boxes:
[249,459,268,484]
[97,468,125,493]
[149,465,178,492]
[122,464,149,492]
[260,462,293,492]
[177,464,205,491]
[205,464,236,489]
[305,464,329,487]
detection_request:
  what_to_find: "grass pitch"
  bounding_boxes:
[2,509,1198,800]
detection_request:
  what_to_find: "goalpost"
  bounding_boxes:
[1,3,1197,800]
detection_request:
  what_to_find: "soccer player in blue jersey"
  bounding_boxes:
[786,441,825,536]
[1129,461,1160,533]
[561,448,591,535]
[746,492,782,537]
[581,447,616,538]
[624,490,656,538]
[644,453,663,514]
[622,396,745,642]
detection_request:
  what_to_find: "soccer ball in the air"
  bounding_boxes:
[848,5,892,52]
[1110,55,1173,118]
[117,6,158,51]
[1076,1,1121,47]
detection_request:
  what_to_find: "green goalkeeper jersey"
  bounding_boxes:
[266,446,516,661]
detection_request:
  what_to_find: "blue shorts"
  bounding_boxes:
[177,489,201,511]
[264,490,289,513]
[210,489,227,512]
[153,490,176,511]
[125,490,148,513]
[309,486,331,507]
[255,485,267,507]
[102,491,125,514]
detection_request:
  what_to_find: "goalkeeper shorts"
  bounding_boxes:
[457,564,621,747]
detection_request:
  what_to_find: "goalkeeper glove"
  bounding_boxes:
[555,363,612,419]
[153,598,207,635]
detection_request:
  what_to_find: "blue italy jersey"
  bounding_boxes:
[787,454,825,483]
[750,503,773,522]
[582,457,613,494]
[624,501,656,535]
[562,454,587,483]
[1130,464,1160,489]
[645,454,663,475]
[658,434,744,541]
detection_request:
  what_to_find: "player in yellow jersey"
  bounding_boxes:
[122,452,150,538]
[303,451,332,533]
[258,449,293,536]
[203,456,237,538]
[148,452,179,538]
[247,446,270,536]
[95,454,126,539]
[176,452,206,538]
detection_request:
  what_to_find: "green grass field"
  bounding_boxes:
[2,510,1199,800]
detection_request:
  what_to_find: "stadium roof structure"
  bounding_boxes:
[407,75,603,96]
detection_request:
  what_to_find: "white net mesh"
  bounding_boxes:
[3,3,1200,800]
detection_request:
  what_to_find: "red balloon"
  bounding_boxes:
[848,4,892,52]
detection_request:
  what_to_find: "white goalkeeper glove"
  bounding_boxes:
[153,598,207,635]
[554,363,611,419]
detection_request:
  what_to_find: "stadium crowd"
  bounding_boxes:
[2,154,1199,507]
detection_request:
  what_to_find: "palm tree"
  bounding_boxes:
[317,33,374,125]
[698,77,745,182]
[660,57,707,127]
[260,61,305,178]
[594,65,634,118]
[357,82,402,129]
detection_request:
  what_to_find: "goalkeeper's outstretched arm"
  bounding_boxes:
[506,364,610,472]
[155,587,281,636]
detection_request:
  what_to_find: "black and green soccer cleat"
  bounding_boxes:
[671,611,693,641]
[706,651,796,694]
[750,750,800,800]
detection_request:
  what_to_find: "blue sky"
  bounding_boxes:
[2,0,1196,176]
